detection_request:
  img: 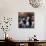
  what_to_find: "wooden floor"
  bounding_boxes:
[0,39,15,46]
[0,42,16,46]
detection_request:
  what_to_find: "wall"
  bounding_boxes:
[0,0,46,40]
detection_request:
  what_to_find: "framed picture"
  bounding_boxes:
[18,12,34,28]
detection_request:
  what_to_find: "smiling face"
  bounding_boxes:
[29,0,43,8]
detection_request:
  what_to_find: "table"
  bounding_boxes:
[13,40,46,46]
[5,39,46,46]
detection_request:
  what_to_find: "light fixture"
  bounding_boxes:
[29,0,45,8]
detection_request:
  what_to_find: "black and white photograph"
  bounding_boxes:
[18,12,34,28]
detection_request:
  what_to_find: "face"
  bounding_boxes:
[29,0,43,8]
[27,16,30,20]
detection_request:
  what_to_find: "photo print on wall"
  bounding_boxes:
[18,12,34,28]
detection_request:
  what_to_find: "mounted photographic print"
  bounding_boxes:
[18,12,34,28]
